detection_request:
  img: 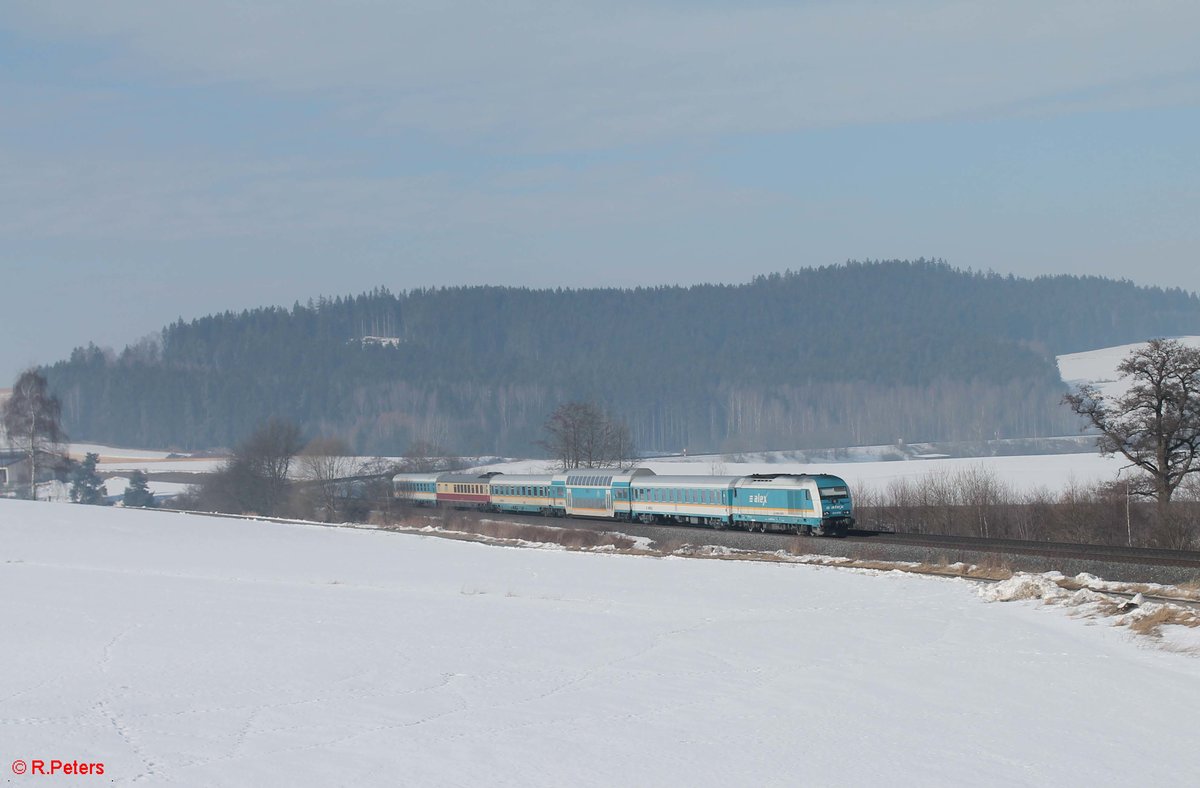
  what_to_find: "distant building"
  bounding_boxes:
[0,450,30,491]
[0,449,67,496]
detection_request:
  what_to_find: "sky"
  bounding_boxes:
[2,1,1199,382]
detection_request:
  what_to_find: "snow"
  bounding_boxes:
[101,475,194,500]
[95,458,225,473]
[477,452,1128,495]
[980,573,1069,602]
[3,500,1199,787]
[1056,335,1200,400]
[67,443,183,461]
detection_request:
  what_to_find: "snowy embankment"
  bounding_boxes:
[3,501,1199,787]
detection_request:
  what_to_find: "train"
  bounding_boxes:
[393,468,855,536]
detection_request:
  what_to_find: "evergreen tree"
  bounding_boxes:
[38,262,1200,455]
[122,469,156,508]
[69,452,108,505]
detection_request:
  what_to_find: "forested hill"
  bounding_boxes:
[45,260,1200,455]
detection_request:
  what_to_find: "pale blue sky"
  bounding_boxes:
[2,1,1199,382]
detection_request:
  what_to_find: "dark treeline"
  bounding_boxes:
[44,260,1200,455]
[854,467,1200,549]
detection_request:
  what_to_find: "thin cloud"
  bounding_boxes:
[8,1,1200,148]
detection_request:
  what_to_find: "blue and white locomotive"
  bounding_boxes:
[394,468,854,536]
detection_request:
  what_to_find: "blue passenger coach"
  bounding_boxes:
[556,468,654,519]
[392,473,440,506]
[630,475,735,528]
[489,474,561,515]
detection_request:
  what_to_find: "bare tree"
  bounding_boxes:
[957,466,1002,539]
[539,402,635,470]
[199,419,304,515]
[401,439,448,472]
[1064,338,1200,525]
[298,436,357,521]
[2,369,66,499]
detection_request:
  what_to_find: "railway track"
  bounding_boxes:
[429,508,1200,569]
[147,503,1200,585]
[843,530,1200,569]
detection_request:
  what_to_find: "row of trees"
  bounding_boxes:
[190,403,637,519]
[852,339,1200,548]
[854,467,1200,549]
[187,420,395,521]
[49,261,1200,455]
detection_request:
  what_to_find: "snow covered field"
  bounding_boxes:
[3,500,1198,787]
[1057,335,1200,400]
[479,452,1129,495]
